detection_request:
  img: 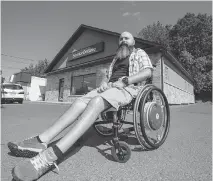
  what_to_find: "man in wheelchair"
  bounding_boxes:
[9,31,153,181]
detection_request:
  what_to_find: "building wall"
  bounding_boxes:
[29,76,47,101]
[45,28,194,104]
[45,63,110,102]
[46,49,196,105]
[45,52,162,102]
[45,72,70,102]
[148,52,162,89]
[163,56,195,104]
[46,29,165,102]
[53,29,119,71]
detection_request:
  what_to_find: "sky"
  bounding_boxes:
[1,1,212,81]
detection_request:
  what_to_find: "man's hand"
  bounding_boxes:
[97,82,111,93]
[112,80,126,89]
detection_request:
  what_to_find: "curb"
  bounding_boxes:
[24,100,72,105]
[25,100,197,108]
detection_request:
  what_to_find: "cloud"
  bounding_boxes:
[132,12,140,16]
[122,11,141,21]
[122,12,131,17]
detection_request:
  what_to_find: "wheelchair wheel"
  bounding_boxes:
[93,110,126,137]
[133,85,170,150]
[111,141,131,163]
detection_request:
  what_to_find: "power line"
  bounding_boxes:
[1,59,32,65]
[0,66,22,70]
[1,53,37,62]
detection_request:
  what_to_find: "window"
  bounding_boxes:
[3,84,23,90]
[71,73,96,95]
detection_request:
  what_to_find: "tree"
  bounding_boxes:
[179,50,212,93]
[169,13,212,59]
[21,59,49,77]
[137,21,172,49]
[193,56,212,93]
[0,70,5,83]
[137,13,212,100]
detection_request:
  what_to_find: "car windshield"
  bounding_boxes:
[3,84,23,90]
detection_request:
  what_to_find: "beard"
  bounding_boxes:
[115,43,133,60]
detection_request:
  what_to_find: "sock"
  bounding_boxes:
[36,136,44,143]
[52,145,64,161]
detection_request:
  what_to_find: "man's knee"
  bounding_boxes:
[90,96,104,105]
[89,96,110,110]
[74,98,87,109]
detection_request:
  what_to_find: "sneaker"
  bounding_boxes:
[12,147,59,181]
[8,136,47,158]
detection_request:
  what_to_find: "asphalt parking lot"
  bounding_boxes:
[1,101,212,181]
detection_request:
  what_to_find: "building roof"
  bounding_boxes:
[44,24,193,83]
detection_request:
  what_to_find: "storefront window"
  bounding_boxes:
[71,73,96,95]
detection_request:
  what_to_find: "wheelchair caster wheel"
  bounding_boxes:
[111,141,131,163]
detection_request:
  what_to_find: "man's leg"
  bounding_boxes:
[39,98,87,144]
[8,98,87,157]
[12,96,111,181]
[56,96,110,153]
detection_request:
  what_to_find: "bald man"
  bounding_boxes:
[9,31,153,181]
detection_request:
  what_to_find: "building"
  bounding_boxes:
[9,72,47,101]
[28,76,46,101]
[9,72,31,100]
[44,24,195,104]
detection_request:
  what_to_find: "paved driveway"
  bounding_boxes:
[1,102,212,181]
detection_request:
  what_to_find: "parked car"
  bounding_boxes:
[1,83,24,104]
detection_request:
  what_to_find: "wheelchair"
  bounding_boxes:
[93,83,170,163]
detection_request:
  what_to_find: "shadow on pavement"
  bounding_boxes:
[7,125,146,167]
[8,126,147,180]
[59,126,145,164]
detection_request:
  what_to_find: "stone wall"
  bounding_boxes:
[45,71,72,102]
[45,63,110,102]
[164,82,195,104]
[163,56,195,104]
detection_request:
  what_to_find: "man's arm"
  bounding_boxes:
[113,68,152,88]
[128,68,152,85]
[99,70,109,85]
[97,69,113,93]
[128,49,153,84]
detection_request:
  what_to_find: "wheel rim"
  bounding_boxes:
[133,85,155,149]
[133,85,170,149]
[112,142,131,162]
[140,87,170,148]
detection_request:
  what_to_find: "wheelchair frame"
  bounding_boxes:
[93,84,170,163]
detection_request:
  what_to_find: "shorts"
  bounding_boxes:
[77,87,139,111]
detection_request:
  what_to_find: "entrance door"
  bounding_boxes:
[58,78,64,101]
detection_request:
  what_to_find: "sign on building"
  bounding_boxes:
[68,42,104,61]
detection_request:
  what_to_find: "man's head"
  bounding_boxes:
[119,31,135,47]
[115,31,135,60]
